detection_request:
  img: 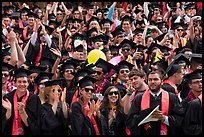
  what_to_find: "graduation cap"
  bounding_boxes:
[146,42,171,55]
[71,33,86,41]
[159,45,172,54]
[134,44,147,52]
[173,46,188,55]
[171,22,187,30]
[49,20,60,28]
[133,28,143,35]
[95,8,103,15]
[2,13,12,19]
[74,44,84,52]
[11,12,20,20]
[29,65,47,74]
[165,62,181,77]
[87,4,95,10]
[134,8,143,14]
[100,18,113,25]
[135,20,145,26]
[2,62,15,71]
[77,75,97,88]
[109,45,120,53]
[112,26,125,37]
[119,39,135,49]
[34,71,54,85]
[11,68,33,78]
[101,47,110,54]
[72,18,83,24]
[173,53,190,65]
[72,68,93,81]
[12,27,23,34]
[70,57,86,66]
[152,3,163,9]
[184,3,196,10]
[154,60,168,72]
[3,5,15,12]
[19,7,30,13]
[184,69,202,82]
[190,53,202,64]
[102,8,109,13]
[60,59,78,71]
[31,5,41,12]
[95,58,115,73]
[44,78,66,88]
[86,16,101,27]
[44,25,55,35]
[28,12,38,18]
[90,34,104,43]
[39,56,55,68]
[116,60,134,72]
[121,15,134,23]
[155,33,167,42]
[86,27,98,37]
[48,13,56,20]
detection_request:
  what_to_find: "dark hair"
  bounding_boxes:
[100,86,123,114]
[129,69,146,78]
[147,71,164,81]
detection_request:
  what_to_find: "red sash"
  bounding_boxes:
[84,103,100,135]
[163,79,178,96]
[23,26,28,41]
[12,90,29,135]
[198,94,202,104]
[70,89,79,112]
[35,43,43,66]
[18,21,24,29]
[141,88,169,135]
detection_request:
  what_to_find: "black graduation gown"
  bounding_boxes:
[182,98,202,135]
[40,102,71,135]
[2,90,41,135]
[126,92,184,135]
[178,78,190,100]
[71,102,101,135]
[161,83,177,95]
[100,109,127,135]
[65,83,77,106]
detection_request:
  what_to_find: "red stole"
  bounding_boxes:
[163,79,178,96]
[70,89,79,112]
[83,103,100,135]
[23,26,28,41]
[35,43,43,66]
[141,88,169,135]
[187,91,196,101]
[18,21,24,29]
[12,90,29,135]
[198,94,202,104]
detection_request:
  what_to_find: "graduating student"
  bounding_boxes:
[126,71,184,135]
[40,79,71,135]
[100,86,127,135]
[182,94,202,135]
[2,68,41,135]
[162,61,184,96]
[115,60,134,98]
[71,76,102,135]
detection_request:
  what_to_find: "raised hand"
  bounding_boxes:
[17,102,25,112]
[2,98,12,110]
[60,87,67,102]
[50,48,61,57]
[94,99,102,112]
[89,100,95,114]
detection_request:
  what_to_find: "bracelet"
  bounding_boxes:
[127,92,132,96]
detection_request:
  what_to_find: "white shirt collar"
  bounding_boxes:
[150,90,162,97]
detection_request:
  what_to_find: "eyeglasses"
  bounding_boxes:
[108,91,119,95]
[119,69,130,74]
[122,48,131,51]
[2,73,9,77]
[64,69,74,73]
[52,88,62,93]
[177,29,183,31]
[84,88,95,93]
[93,71,103,75]
[57,13,63,15]
[192,80,202,84]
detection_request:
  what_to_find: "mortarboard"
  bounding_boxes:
[95,58,115,73]
[70,57,86,66]
[154,60,168,72]
[101,47,110,54]
[87,4,95,10]
[48,13,56,20]
[173,46,189,55]
[119,39,136,49]
[3,5,15,12]
[90,34,104,43]
[44,78,66,88]
[86,27,98,37]
[134,44,147,52]
[72,18,83,24]
[86,16,101,27]
[184,69,202,82]
[134,8,143,14]
[190,53,202,64]
[29,65,47,74]
[39,56,55,68]
[173,53,190,65]
[71,33,86,41]
[11,68,33,78]
[100,18,113,25]
[156,21,167,28]
[11,12,20,20]
[155,33,167,43]
[44,25,55,35]
[135,20,145,26]
[34,71,54,85]
[72,68,93,81]
[12,27,23,34]
[19,7,30,13]
[121,15,134,24]
[171,22,187,30]
[184,3,196,10]
[112,26,125,37]
[102,8,109,13]
[152,3,163,9]
[159,45,172,54]
[49,20,60,28]
[74,44,84,52]
[2,13,12,19]
[31,5,40,12]
[60,59,78,71]
[28,12,38,18]
[146,42,161,55]
[109,45,120,53]
[116,60,134,72]
[133,28,143,35]
[165,62,181,77]
[77,75,97,88]
[95,8,103,15]
[2,62,15,71]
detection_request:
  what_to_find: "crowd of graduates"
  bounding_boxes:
[2,2,202,135]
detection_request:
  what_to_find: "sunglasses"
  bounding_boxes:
[2,73,9,77]
[84,88,95,93]
[52,88,62,93]
[177,29,183,31]
[122,48,131,51]
[108,91,119,95]
[64,69,74,73]
[57,13,63,15]
[119,69,130,74]
[93,71,103,75]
